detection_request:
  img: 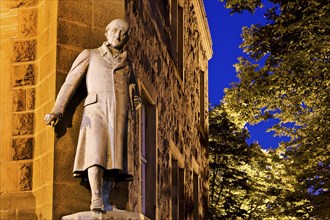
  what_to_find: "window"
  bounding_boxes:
[198,70,208,146]
[177,4,184,78]
[140,89,157,219]
[199,71,205,130]
[172,159,179,220]
[171,0,184,80]
[193,173,199,220]
[179,168,185,220]
[171,158,185,220]
[141,104,147,214]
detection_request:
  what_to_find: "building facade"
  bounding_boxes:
[0,0,212,219]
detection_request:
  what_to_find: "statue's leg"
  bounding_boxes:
[88,166,104,211]
[102,180,114,211]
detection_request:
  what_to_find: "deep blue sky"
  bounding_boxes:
[204,0,290,149]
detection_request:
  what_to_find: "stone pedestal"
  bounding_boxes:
[61,211,150,220]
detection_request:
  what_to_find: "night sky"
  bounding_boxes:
[204,0,290,149]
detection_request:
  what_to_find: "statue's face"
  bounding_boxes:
[105,19,129,49]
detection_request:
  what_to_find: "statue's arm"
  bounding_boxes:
[45,49,90,126]
[128,66,141,111]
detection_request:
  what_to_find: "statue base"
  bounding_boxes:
[61,211,150,220]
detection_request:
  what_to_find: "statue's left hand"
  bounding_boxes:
[134,96,142,110]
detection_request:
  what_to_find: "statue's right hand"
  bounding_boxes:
[44,113,61,127]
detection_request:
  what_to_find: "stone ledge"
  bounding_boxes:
[61,211,150,220]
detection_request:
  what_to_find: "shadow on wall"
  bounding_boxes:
[55,77,87,138]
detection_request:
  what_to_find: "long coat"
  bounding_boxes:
[52,42,139,178]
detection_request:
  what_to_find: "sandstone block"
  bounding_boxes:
[0,8,18,30]
[19,8,38,37]
[40,152,54,183]
[32,185,53,208]
[33,129,51,158]
[35,204,52,220]
[26,88,35,110]
[58,0,92,26]
[0,209,16,220]
[57,20,104,49]
[0,163,18,193]
[54,143,77,182]
[92,0,125,29]
[19,162,33,191]
[12,64,35,87]
[13,40,36,62]
[35,74,55,109]
[8,0,38,9]
[12,137,34,160]
[31,158,41,189]
[39,48,56,81]
[12,113,34,136]
[0,192,36,209]
[0,16,18,39]
[12,88,26,112]
[57,20,88,48]
[54,202,90,220]
[17,209,37,220]
[54,183,90,204]
[37,25,51,58]
[56,46,80,73]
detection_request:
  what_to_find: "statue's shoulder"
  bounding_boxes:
[88,48,100,55]
[71,49,90,66]
[76,49,91,60]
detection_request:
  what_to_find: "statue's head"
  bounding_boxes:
[105,19,129,50]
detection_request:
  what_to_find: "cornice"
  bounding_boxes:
[192,0,213,60]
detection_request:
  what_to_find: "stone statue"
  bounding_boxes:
[44,19,141,211]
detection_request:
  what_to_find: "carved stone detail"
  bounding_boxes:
[13,40,36,62]
[12,64,35,87]
[26,88,35,110]
[12,138,34,160]
[19,162,33,191]
[12,88,26,112]
[9,0,37,9]
[19,9,38,37]
[12,113,34,136]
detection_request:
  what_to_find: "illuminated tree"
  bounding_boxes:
[208,106,314,219]
[220,0,330,217]
[209,105,251,219]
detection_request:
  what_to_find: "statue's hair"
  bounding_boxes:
[105,19,130,32]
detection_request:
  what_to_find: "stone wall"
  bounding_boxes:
[33,0,57,218]
[0,0,57,219]
[126,0,211,219]
[1,0,211,219]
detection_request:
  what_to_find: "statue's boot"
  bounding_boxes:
[102,180,115,211]
[88,166,104,211]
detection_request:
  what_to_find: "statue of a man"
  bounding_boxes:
[44,19,141,211]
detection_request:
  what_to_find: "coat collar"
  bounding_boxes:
[99,42,128,70]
